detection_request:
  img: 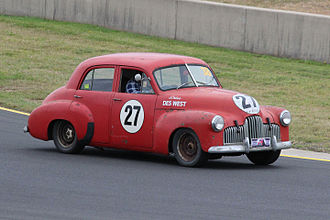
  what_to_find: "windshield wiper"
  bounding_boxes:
[195,80,206,85]
[196,78,217,86]
[176,81,193,89]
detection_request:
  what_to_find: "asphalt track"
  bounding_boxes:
[0,109,329,220]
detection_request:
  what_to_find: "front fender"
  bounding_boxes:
[153,110,221,154]
[262,105,290,141]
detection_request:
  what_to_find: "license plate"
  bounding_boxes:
[251,137,271,148]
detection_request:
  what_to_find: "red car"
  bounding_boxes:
[25,53,292,167]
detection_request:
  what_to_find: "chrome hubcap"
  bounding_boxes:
[58,122,75,147]
[65,128,73,140]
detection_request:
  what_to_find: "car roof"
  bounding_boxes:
[67,53,208,89]
[82,52,207,70]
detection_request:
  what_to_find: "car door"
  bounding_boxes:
[110,67,157,149]
[74,66,116,144]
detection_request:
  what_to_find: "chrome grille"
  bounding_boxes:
[224,116,280,144]
[263,123,280,140]
[224,126,246,144]
[246,116,263,139]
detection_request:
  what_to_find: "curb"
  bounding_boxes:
[281,149,330,162]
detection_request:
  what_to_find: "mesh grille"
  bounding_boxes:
[224,116,280,144]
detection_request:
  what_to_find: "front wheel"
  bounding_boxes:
[172,129,207,167]
[246,150,281,165]
[53,121,85,154]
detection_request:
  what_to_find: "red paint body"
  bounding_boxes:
[28,53,290,155]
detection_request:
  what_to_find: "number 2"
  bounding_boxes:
[235,96,256,109]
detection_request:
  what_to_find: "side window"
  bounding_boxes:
[80,68,114,92]
[80,70,93,90]
[119,69,154,94]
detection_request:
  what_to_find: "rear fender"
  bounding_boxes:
[28,100,94,141]
[28,101,71,140]
[69,101,94,140]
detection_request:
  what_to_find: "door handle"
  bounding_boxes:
[113,98,122,101]
[74,95,83,99]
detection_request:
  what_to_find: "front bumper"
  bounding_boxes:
[208,136,291,154]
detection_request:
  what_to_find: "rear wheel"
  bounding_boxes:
[172,129,207,167]
[246,150,281,165]
[53,121,85,154]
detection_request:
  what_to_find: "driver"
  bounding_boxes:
[126,74,141,93]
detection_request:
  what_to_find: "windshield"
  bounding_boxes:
[153,64,219,91]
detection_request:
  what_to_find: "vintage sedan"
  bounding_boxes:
[25,53,292,167]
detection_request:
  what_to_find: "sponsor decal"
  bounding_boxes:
[251,137,271,148]
[201,67,212,76]
[120,100,144,133]
[162,100,187,107]
[168,96,182,100]
[233,94,260,114]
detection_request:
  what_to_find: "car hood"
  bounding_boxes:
[156,87,275,126]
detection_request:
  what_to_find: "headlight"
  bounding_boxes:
[211,115,224,132]
[280,110,291,126]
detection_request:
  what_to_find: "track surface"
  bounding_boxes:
[1,109,329,220]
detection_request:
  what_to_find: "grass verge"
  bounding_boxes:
[0,15,329,152]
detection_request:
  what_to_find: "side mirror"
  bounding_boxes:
[134,74,142,82]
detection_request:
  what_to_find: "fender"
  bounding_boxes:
[153,110,221,154]
[262,105,289,141]
[68,101,94,140]
[28,100,94,142]
[28,100,72,140]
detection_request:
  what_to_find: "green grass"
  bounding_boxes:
[0,15,329,152]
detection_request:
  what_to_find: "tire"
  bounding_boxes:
[172,129,207,167]
[246,150,281,165]
[53,121,85,154]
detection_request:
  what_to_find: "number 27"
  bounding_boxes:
[124,105,141,126]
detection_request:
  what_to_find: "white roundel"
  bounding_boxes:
[233,94,260,114]
[120,100,144,133]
